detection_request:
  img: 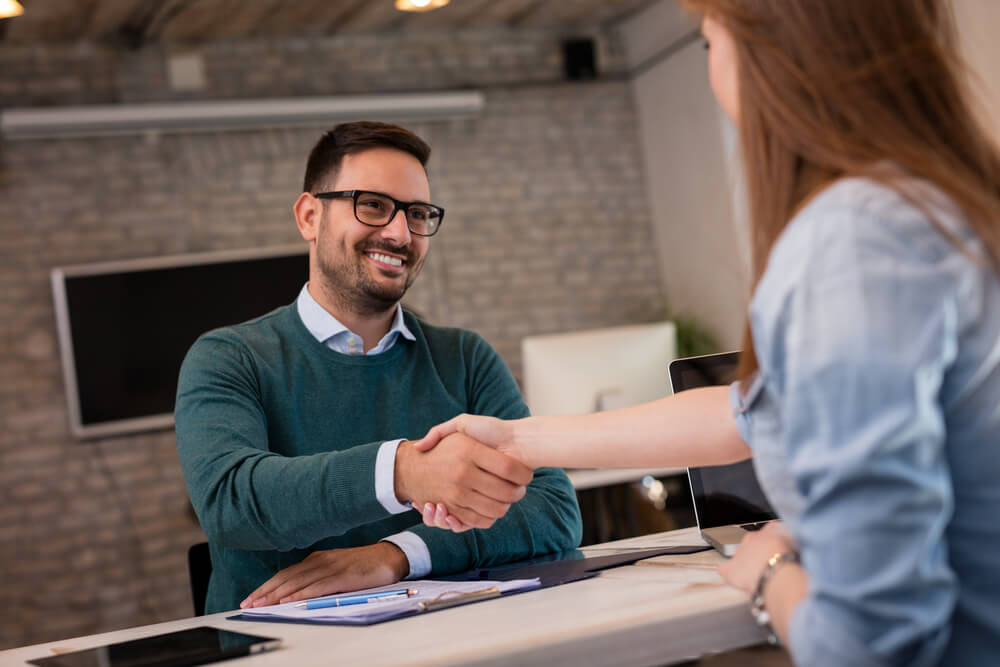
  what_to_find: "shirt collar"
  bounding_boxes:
[295,283,416,346]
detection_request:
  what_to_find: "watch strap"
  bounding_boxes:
[750,550,800,644]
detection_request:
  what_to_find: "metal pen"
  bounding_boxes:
[294,588,416,610]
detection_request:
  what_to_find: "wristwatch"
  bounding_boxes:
[750,550,800,645]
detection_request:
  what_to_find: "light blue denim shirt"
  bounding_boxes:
[730,177,1000,666]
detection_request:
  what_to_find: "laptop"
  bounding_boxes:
[668,351,778,557]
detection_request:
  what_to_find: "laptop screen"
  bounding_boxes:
[668,352,776,529]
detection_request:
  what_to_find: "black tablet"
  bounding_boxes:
[28,626,281,667]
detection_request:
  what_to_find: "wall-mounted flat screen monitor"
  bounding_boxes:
[51,245,308,439]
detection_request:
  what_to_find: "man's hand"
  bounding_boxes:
[239,542,408,609]
[395,432,532,532]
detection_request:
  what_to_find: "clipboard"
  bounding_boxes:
[228,544,709,626]
[228,578,553,626]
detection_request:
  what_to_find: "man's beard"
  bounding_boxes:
[316,239,422,316]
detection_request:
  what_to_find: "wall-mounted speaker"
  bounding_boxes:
[562,38,597,81]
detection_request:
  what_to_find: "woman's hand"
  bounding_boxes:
[414,501,473,533]
[718,522,798,594]
[719,522,807,645]
[411,414,524,463]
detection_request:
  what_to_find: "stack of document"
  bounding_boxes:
[236,578,540,625]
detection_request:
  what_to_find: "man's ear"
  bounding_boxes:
[294,192,321,242]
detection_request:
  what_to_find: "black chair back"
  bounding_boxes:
[187,541,212,616]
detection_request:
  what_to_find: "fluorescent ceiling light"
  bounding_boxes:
[0,0,24,19]
[0,91,484,140]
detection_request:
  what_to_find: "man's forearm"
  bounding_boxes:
[182,439,395,550]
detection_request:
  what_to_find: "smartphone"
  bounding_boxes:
[28,626,282,667]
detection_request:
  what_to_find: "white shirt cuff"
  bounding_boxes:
[375,439,412,514]
[382,532,432,579]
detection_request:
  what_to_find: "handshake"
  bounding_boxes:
[395,414,531,534]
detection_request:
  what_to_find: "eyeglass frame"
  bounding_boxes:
[313,189,445,237]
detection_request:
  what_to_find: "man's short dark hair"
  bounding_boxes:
[302,121,432,193]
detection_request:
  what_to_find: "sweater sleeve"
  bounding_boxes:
[175,331,397,551]
[407,333,583,573]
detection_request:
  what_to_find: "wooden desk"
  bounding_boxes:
[1,528,772,667]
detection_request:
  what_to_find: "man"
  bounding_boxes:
[175,121,582,614]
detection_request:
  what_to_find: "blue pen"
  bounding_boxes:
[294,588,416,610]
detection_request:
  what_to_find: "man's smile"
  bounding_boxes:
[366,251,404,267]
[363,249,408,273]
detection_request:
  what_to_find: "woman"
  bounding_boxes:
[414,0,1000,664]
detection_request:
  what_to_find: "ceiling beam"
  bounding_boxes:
[0,0,660,46]
[333,0,406,34]
[398,0,493,32]
[83,0,148,42]
[459,0,540,29]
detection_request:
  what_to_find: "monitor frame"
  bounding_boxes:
[51,243,307,440]
[521,322,677,417]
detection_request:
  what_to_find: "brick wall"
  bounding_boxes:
[0,27,665,648]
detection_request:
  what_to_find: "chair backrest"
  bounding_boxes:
[187,541,213,616]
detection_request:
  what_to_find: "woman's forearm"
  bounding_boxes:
[513,386,750,469]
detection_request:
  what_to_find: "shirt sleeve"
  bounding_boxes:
[376,439,433,578]
[381,531,432,579]
[375,439,413,514]
[754,203,958,666]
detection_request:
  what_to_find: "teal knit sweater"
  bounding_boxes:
[175,304,582,614]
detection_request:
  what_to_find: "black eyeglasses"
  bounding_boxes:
[314,190,445,237]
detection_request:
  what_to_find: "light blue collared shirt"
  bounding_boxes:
[295,284,431,578]
[730,177,1000,666]
[296,283,416,356]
